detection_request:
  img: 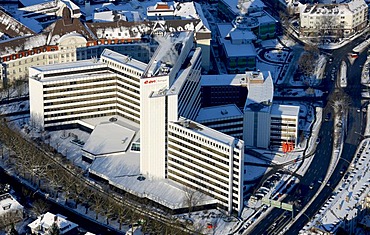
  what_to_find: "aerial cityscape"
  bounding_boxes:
[0,0,369,234]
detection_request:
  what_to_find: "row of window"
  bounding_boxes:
[44,111,115,126]
[169,125,234,153]
[44,94,116,106]
[168,147,230,178]
[168,157,229,190]
[44,106,115,119]
[168,168,229,205]
[44,89,116,101]
[45,100,116,112]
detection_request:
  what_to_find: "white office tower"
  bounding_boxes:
[29,50,145,129]
[243,71,273,149]
[29,32,244,215]
[168,118,244,214]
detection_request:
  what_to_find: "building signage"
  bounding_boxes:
[144,79,156,84]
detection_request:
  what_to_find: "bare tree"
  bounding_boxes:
[31,199,50,218]
[298,53,315,77]
[92,193,105,220]
[182,186,205,216]
[103,197,116,225]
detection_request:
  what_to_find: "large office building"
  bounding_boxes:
[29,32,244,215]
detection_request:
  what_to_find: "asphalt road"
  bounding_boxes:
[283,38,366,234]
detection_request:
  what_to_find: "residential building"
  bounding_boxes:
[28,212,79,235]
[0,4,211,88]
[0,193,24,228]
[18,0,81,31]
[299,0,368,38]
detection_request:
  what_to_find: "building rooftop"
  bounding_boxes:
[144,31,193,78]
[244,71,274,113]
[0,8,35,38]
[220,0,265,16]
[82,122,137,156]
[30,59,106,76]
[174,117,244,148]
[201,74,248,86]
[196,104,243,123]
[270,104,300,117]
[101,48,147,72]
[28,212,78,234]
[220,36,257,57]
[302,0,367,15]
[0,193,23,216]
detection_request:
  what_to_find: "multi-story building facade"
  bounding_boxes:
[196,104,244,140]
[29,49,145,129]
[270,104,300,149]
[29,32,244,216]
[299,0,368,38]
[167,118,244,214]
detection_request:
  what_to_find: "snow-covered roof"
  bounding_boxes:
[28,212,78,234]
[144,31,193,78]
[240,0,266,13]
[222,39,256,57]
[270,104,300,117]
[167,47,201,96]
[201,74,248,86]
[217,23,257,57]
[0,8,35,38]
[0,33,48,57]
[101,49,147,72]
[82,122,137,156]
[301,0,367,15]
[244,71,274,113]
[174,117,241,146]
[0,193,23,216]
[19,0,51,7]
[89,152,140,179]
[196,104,243,123]
[30,59,106,76]
[93,11,119,22]
[88,145,216,210]
[229,28,257,41]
